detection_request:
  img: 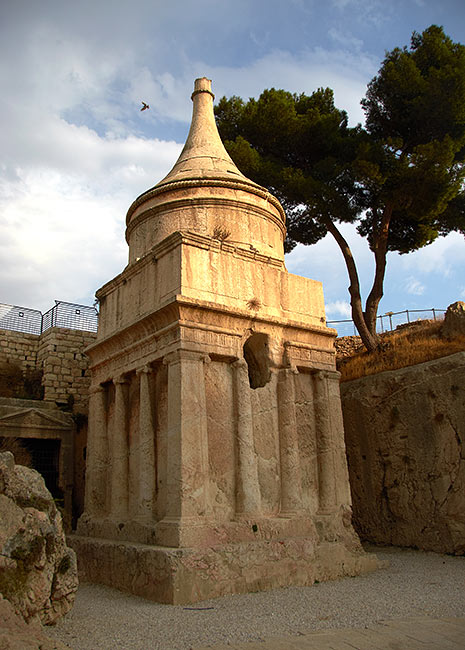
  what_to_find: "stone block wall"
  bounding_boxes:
[38,328,96,413]
[0,326,97,523]
[0,330,42,399]
[0,330,39,370]
[0,327,96,413]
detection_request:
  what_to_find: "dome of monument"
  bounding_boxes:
[125,78,286,264]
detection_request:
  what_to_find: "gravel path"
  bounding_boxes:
[47,546,465,650]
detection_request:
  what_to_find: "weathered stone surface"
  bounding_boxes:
[0,595,68,650]
[0,452,78,625]
[70,522,380,605]
[442,301,465,339]
[341,352,465,554]
[76,77,379,603]
[334,335,363,358]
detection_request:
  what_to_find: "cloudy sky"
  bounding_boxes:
[1,0,464,334]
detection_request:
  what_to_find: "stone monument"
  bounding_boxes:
[73,77,378,603]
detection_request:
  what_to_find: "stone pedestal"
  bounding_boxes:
[70,533,380,605]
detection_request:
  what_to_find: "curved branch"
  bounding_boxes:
[365,204,393,334]
[320,216,379,351]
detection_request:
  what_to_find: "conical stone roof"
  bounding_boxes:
[157,77,253,186]
[125,78,286,264]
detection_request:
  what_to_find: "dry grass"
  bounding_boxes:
[338,319,465,382]
[212,225,231,242]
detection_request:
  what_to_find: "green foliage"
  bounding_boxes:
[216,87,363,252]
[215,25,465,349]
[360,25,465,251]
[362,25,465,151]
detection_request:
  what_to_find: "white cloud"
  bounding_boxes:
[1,0,463,321]
[398,232,465,278]
[207,47,377,126]
[329,0,389,27]
[0,4,380,314]
[325,300,352,318]
[405,277,425,296]
[0,123,182,311]
[328,28,364,51]
[331,0,352,8]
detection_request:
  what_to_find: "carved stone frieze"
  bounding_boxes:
[283,341,335,370]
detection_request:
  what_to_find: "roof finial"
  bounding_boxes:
[191,77,215,100]
[156,77,246,185]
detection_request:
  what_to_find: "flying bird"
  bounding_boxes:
[140,101,150,111]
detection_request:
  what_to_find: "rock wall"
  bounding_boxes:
[0,595,67,650]
[334,335,363,358]
[0,452,78,625]
[341,351,465,555]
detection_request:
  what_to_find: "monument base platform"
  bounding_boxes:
[68,534,382,605]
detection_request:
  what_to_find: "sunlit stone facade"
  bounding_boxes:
[73,78,379,604]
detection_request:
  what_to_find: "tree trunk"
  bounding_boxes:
[321,217,379,352]
[364,205,393,337]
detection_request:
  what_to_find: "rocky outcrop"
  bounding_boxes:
[341,352,465,555]
[334,335,363,358]
[0,595,68,650]
[442,301,465,339]
[0,451,78,625]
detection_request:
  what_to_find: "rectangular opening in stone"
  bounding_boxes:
[21,438,62,504]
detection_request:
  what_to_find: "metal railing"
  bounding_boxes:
[0,304,43,335]
[327,308,446,338]
[41,301,98,332]
[0,300,98,335]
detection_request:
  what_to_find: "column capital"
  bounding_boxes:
[314,369,340,382]
[232,358,248,370]
[136,365,153,376]
[283,341,296,369]
[279,366,299,378]
[114,374,129,385]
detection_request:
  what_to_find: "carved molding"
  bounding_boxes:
[0,407,72,431]
[126,178,286,227]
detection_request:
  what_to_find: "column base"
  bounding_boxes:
[77,512,321,547]
[68,533,382,605]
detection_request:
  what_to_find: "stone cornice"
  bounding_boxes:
[126,177,286,226]
[88,293,335,368]
[175,296,335,339]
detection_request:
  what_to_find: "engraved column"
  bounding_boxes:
[313,370,337,513]
[326,369,352,505]
[110,375,129,519]
[277,367,302,515]
[233,359,261,517]
[162,349,210,523]
[84,384,107,516]
[136,365,156,520]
